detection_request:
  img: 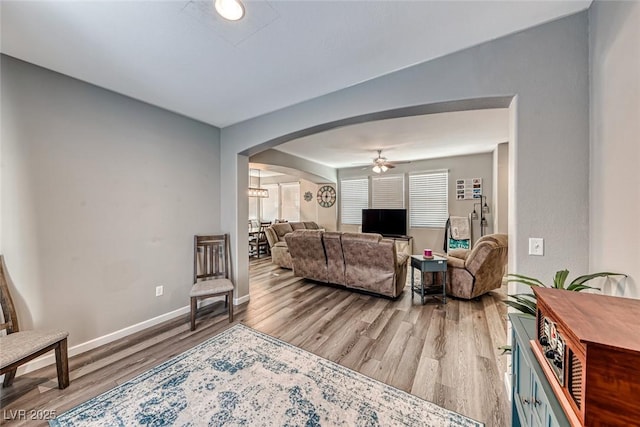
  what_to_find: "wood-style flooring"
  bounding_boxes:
[0,257,510,426]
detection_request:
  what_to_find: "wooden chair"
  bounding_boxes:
[0,255,70,389]
[189,234,234,330]
[249,222,270,258]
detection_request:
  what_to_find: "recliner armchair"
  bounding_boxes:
[341,233,409,298]
[444,233,508,299]
[265,222,321,269]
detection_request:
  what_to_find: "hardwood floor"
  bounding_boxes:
[0,257,511,426]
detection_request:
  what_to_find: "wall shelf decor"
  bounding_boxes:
[456,177,482,200]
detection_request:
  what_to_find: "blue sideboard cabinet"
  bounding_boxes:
[510,314,570,427]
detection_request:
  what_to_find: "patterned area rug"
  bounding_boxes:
[50,324,482,426]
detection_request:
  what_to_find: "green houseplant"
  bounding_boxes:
[505,269,627,316]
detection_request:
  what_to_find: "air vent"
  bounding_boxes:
[568,350,583,409]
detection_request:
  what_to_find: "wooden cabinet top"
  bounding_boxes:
[533,287,640,352]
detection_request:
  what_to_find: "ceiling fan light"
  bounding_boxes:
[214,0,245,21]
[372,165,382,173]
[381,165,388,172]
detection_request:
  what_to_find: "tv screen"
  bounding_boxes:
[362,209,407,237]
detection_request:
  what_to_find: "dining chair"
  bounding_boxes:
[249,222,271,258]
[189,234,234,330]
[0,255,70,389]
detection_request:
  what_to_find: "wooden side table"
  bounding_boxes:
[410,255,447,305]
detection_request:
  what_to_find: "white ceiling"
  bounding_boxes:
[1,0,590,128]
[276,108,510,168]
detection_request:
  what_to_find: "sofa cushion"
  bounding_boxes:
[303,222,320,230]
[271,223,293,242]
[323,232,346,285]
[289,222,306,231]
[285,230,328,283]
[342,233,402,297]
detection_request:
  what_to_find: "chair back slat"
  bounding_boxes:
[0,255,20,334]
[193,235,229,282]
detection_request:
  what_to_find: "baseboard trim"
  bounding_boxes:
[15,297,238,376]
[234,293,250,305]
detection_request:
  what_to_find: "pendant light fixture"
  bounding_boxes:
[214,0,245,21]
[248,169,269,198]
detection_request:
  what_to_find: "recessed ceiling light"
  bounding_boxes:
[214,0,245,21]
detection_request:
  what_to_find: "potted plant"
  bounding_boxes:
[505,269,627,316]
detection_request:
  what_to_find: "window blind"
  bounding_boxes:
[340,178,369,225]
[409,171,448,228]
[280,182,300,222]
[260,184,279,223]
[372,174,404,209]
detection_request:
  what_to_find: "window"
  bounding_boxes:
[340,178,368,225]
[409,170,448,228]
[372,174,404,209]
[280,182,300,222]
[248,196,259,221]
[260,184,279,222]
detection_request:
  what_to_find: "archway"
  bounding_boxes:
[232,96,515,304]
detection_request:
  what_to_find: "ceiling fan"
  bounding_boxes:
[354,149,410,172]
[371,150,394,173]
[371,149,402,173]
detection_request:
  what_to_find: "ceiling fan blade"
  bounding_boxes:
[384,163,396,169]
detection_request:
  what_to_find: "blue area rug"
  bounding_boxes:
[50,324,482,426]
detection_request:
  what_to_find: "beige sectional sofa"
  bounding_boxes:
[264,221,321,269]
[285,230,409,298]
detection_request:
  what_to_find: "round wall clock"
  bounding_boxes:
[317,185,336,208]
[304,191,313,202]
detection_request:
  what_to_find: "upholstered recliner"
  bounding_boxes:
[341,233,409,298]
[285,230,328,283]
[323,232,346,286]
[265,223,295,268]
[445,233,508,299]
[265,222,321,269]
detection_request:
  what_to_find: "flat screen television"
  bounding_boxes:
[361,209,407,237]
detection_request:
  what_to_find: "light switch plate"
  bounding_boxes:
[529,238,544,256]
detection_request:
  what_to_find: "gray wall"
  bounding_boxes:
[1,56,221,345]
[221,12,590,299]
[338,152,495,253]
[589,0,639,297]
[493,143,509,234]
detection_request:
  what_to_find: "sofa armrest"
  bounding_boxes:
[265,227,277,248]
[396,252,410,266]
[448,249,470,261]
[446,256,466,269]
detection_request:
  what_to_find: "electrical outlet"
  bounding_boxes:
[529,238,544,256]
[155,286,164,297]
